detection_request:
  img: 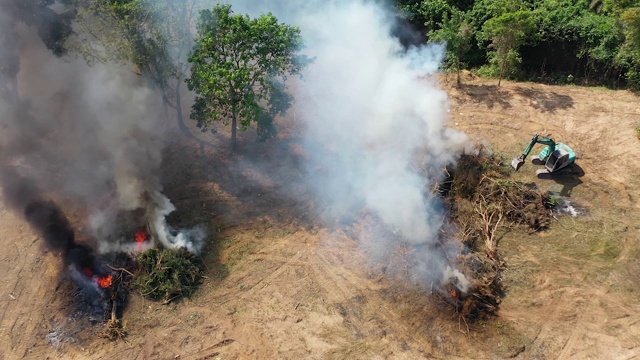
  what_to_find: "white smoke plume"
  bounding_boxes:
[295,2,469,290]
[228,0,470,290]
[0,15,205,254]
[1,0,467,289]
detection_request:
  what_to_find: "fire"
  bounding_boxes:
[83,267,113,288]
[97,275,113,289]
[135,227,148,252]
[135,227,148,243]
[450,289,458,299]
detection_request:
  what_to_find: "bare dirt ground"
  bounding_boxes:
[1,76,640,359]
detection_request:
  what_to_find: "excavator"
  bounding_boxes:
[511,134,576,174]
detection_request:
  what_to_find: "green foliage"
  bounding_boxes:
[621,7,640,43]
[395,0,451,29]
[576,13,623,61]
[618,5,640,89]
[478,10,537,85]
[71,0,197,103]
[468,0,529,28]
[186,4,310,148]
[398,0,640,88]
[429,9,474,85]
[415,0,457,30]
[133,248,203,303]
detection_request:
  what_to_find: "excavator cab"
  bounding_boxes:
[542,142,575,173]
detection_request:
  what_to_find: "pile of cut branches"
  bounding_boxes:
[443,152,555,321]
[133,248,203,304]
[476,177,553,231]
[457,254,504,319]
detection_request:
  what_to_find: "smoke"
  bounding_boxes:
[0,8,205,256]
[225,0,470,290]
[24,200,110,284]
[294,2,469,290]
[1,0,468,296]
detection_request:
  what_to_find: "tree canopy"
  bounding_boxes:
[429,9,474,86]
[71,0,196,105]
[478,9,537,86]
[398,0,640,89]
[186,4,310,149]
[71,0,201,136]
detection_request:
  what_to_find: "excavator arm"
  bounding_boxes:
[511,134,556,171]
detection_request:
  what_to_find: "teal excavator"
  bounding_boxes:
[511,134,576,173]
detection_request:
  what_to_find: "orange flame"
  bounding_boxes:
[135,227,148,252]
[450,289,458,299]
[135,228,148,243]
[97,275,113,289]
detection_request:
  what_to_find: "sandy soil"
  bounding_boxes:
[1,76,640,359]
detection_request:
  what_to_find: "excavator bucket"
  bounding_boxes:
[511,156,525,171]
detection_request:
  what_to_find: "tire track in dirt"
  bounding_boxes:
[0,211,55,359]
[449,79,640,359]
[554,286,640,359]
[304,232,477,359]
[503,265,640,359]
[522,286,581,355]
[235,245,306,300]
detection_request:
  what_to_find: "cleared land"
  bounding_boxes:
[1,76,639,359]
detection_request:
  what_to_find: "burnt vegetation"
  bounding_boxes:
[440,150,555,321]
[100,253,136,341]
[90,244,205,341]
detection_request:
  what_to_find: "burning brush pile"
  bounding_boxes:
[21,195,205,341]
[0,4,210,343]
[350,148,556,323]
[437,150,555,320]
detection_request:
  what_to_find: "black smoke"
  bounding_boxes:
[0,165,109,283]
[24,200,109,279]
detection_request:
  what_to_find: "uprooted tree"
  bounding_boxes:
[186,4,311,150]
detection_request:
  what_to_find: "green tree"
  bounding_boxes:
[468,0,529,28]
[621,7,640,46]
[71,0,198,134]
[478,10,537,85]
[429,10,474,86]
[617,5,640,88]
[186,4,309,150]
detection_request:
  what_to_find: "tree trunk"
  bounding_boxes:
[174,78,191,135]
[456,58,461,87]
[498,59,505,87]
[231,111,238,151]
